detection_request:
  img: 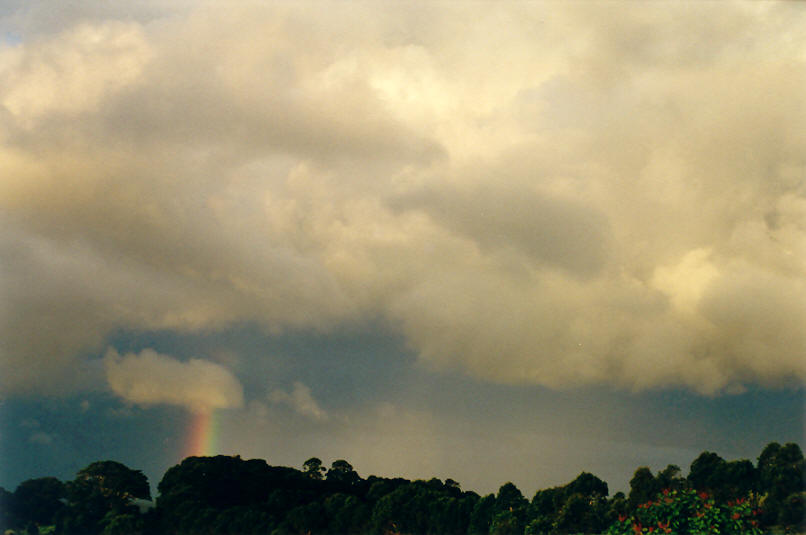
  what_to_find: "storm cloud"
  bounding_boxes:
[1,1,804,399]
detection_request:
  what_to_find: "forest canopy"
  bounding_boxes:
[0,442,803,535]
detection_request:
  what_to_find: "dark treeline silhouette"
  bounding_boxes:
[0,442,803,535]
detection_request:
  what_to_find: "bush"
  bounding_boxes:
[605,488,761,535]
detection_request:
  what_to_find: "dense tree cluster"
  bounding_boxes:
[0,442,802,534]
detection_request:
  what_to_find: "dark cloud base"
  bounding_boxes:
[2,325,803,495]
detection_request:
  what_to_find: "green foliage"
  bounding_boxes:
[655,465,684,493]
[326,460,360,488]
[11,478,65,528]
[687,452,726,493]
[490,510,522,535]
[484,483,528,535]
[324,493,370,535]
[756,442,805,528]
[303,457,326,481]
[467,494,496,535]
[100,512,143,535]
[526,472,610,534]
[606,488,762,535]
[629,467,658,509]
[777,491,805,529]
[0,486,14,532]
[7,441,804,535]
[60,461,150,535]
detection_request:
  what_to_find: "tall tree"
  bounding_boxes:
[656,464,684,492]
[62,461,150,535]
[326,460,360,488]
[688,451,727,492]
[495,482,528,513]
[628,467,657,508]
[0,486,16,531]
[566,472,609,499]
[12,477,66,529]
[467,494,496,535]
[302,457,326,480]
[757,442,805,527]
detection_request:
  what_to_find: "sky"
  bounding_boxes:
[0,1,804,498]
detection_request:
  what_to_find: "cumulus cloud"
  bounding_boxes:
[1,2,804,396]
[269,382,328,421]
[104,348,244,410]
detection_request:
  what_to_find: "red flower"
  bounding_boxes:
[632,522,643,534]
[662,488,670,496]
[619,514,628,522]
[732,513,740,520]
[698,491,709,500]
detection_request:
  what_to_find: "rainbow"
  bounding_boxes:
[184,409,220,458]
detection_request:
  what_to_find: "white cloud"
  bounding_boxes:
[651,248,719,316]
[104,347,244,411]
[269,381,328,421]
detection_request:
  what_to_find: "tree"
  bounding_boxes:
[688,451,727,492]
[778,491,806,529]
[655,464,684,492]
[326,460,360,488]
[61,461,150,535]
[720,459,757,501]
[302,457,326,480]
[566,472,609,499]
[553,492,603,534]
[531,487,564,518]
[0,486,15,532]
[495,482,528,513]
[72,461,150,503]
[100,512,144,535]
[324,493,370,535]
[489,509,522,535]
[758,442,804,500]
[628,467,657,508]
[12,477,66,529]
[285,501,326,535]
[489,483,528,535]
[467,494,496,535]
[757,442,805,527]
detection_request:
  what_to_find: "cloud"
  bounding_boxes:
[104,347,244,411]
[269,382,328,421]
[390,183,610,277]
[1,2,805,396]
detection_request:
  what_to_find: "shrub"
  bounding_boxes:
[605,488,761,535]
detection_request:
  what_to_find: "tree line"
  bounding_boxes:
[0,442,802,535]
